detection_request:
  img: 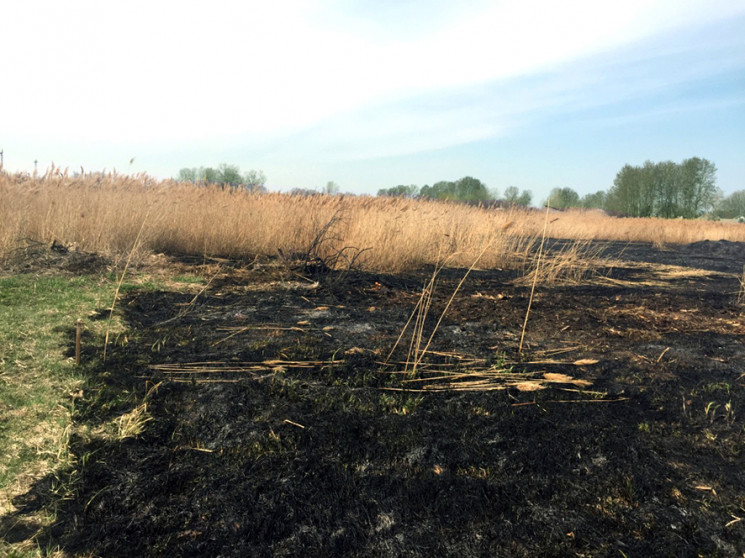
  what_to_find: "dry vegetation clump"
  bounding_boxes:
[541,208,745,245]
[2,170,745,273]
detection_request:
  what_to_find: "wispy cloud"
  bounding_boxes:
[1,0,743,190]
[4,0,742,144]
[263,11,745,163]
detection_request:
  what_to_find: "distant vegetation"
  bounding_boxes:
[177,164,266,192]
[713,190,745,220]
[376,157,743,220]
[378,177,532,207]
[605,158,718,218]
[544,157,731,219]
[173,157,740,220]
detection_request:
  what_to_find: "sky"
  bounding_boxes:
[1,0,744,202]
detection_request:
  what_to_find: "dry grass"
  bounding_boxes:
[2,170,744,274]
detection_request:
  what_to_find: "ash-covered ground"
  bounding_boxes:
[4,240,745,556]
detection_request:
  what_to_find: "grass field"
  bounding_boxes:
[0,274,118,557]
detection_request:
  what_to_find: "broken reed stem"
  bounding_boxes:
[408,264,439,374]
[103,210,150,362]
[413,241,493,372]
[386,250,449,367]
[519,200,551,357]
[387,239,492,376]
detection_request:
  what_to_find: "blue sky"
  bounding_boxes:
[1,1,743,202]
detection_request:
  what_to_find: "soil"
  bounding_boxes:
[3,240,745,557]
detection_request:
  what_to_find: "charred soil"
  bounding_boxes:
[3,240,745,556]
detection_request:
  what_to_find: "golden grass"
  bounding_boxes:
[2,170,744,273]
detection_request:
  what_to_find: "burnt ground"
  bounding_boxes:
[4,239,745,556]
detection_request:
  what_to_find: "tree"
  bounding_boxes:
[323,181,340,195]
[503,186,520,204]
[679,157,717,218]
[419,177,492,202]
[715,190,745,219]
[638,160,661,217]
[606,165,649,216]
[606,162,660,217]
[244,169,267,193]
[176,165,267,192]
[378,184,419,197]
[455,176,491,202]
[202,167,221,184]
[547,187,580,209]
[503,186,532,207]
[655,161,681,218]
[178,168,199,182]
[420,180,457,200]
[580,190,606,209]
[607,158,717,218]
[218,164,243,188]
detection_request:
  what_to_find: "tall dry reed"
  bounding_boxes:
[2,171,744,273]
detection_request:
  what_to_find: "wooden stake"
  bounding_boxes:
[75,319,83,365]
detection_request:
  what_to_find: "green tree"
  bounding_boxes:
[378,184,419,197]
[420,180,457,200]
[607,158,717,218]
[455,176,491,201]
[547,187,580,209]
[201,167,220,184]
[176,166,218,184]
[606,164,649,216]
[655,161,681,218]
[218,164,243,187]
[638,161,662,217]
[178,167,199,182]
[679,157,717,218]
[715,190,745,219]
[580,190,606,209]
[323,181,340,195]
[503,186,532,207]
[177,165,267,191]
[244,169,267,193]
[419,177,491,202]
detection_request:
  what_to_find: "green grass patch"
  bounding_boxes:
[0,273,117,554]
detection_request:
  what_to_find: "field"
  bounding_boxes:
[2,173,745,556]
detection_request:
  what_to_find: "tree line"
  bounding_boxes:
[378,177,532,207]
[176,158,744,220]
[605,157,718,218]
[177,164,267,192]
[377,157,742,220]
[539,157,742,220]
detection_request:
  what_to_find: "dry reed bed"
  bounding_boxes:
[2,171,744,273]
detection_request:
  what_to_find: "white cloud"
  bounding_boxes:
[1,0,744,175]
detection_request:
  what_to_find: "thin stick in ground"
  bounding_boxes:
[103,211,150,362]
